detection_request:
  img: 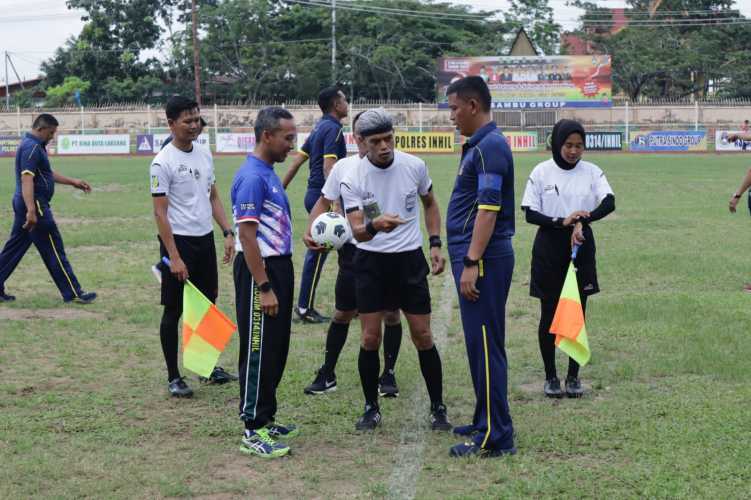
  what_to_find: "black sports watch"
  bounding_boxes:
[223,228,235,238]
[258,281,272,293]
[463,256,479,267]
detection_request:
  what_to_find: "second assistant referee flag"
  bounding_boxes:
[182,280,237,377]
[549,245,591,366]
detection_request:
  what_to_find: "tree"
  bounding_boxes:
[569,0,751,99]
[41,0,190,103]
[44,76,92,107]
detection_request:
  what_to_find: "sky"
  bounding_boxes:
[0,0,750,84]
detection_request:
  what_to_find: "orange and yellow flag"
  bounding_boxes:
[182,280,237,377]
[549,250,590,366]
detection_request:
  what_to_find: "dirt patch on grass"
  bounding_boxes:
[0,307,105,321]
[94,183,126,193]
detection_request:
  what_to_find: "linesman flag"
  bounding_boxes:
[549,244,591,366]
[164,258,237,377]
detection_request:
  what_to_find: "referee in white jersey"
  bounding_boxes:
[150,96,237,398]
[340,108,452,431]
[521,119,615,398]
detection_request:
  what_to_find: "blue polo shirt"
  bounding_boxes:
[446,121,515,260]
[300,114,346,190]
[231,154,293,257]
[14,133,55,204]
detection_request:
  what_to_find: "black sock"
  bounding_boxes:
[322,321,349,374]
[539,299,557,380]
[567,358,580,379]
[418,345,443,407]
[160,307,181,382]
[358,348,380,407]
[382,323,402,374]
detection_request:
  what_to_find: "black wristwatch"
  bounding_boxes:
[258,281,272,293]
[463,256,479,267]
[429,235,442,248]
[223,228,235,238]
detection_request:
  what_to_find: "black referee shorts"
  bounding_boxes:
[159,232,218,310]
[354,247,431,315]
[530,226,599,301]
[335,243,357,312]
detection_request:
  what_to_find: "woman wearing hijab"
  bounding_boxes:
[521,120,615,398]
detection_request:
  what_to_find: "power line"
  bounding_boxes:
[286,0,491,21]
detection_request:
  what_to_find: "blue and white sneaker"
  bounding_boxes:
[266,422,299,440]
[240,428,289,458]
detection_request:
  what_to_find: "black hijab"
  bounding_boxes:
[551,119,586,170]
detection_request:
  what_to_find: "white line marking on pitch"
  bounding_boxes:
[387,274,454,500]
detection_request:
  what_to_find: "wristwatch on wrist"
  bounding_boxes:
[223,228,235,238]
[259,281,272,293]
[733,193,742,199]
[463,256,479,267]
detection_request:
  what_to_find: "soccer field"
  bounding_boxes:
[1,152,750,498]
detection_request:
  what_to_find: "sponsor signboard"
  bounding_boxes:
[393,132,454,153]
[215,133,256,153]
[153,133,209,152]
[57,134,130,155]
[545,131,623,151]
[437,55,612,109]
[715,130,751,152]
[0,135,21,157]
[504,131,539,152]
[298,131,454,154]
[136,134,154,155]
[629,131,707,152]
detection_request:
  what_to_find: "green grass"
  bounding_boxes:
[2,152,751,499]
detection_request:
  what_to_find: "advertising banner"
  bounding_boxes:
[136,134,154,155]
[715,130,751,152]
[586,131,623,151]
[629,131,707,152]
[0,135,21,157]
[153,133,209,152]
[437,55,612,109]
[394,132,454,153]
[504,131,539,152]
[298,131,454,154]
[57,134,130,155]
[215,133,255,153]
[545,131,622,151]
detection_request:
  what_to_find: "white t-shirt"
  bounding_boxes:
[521,159,613,218]
[150,142,216,236]
[340,150,432,253]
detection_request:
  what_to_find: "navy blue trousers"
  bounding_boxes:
[297,188,329,310]
[0,197,83,301]
[450,255,515,450]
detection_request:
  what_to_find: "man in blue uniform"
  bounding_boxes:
[0,114,96,304]
[282,86,348,323]
[233,107,299,458]
[445,77,516,458]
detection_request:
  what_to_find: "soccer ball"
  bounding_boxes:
[311,212,352,250]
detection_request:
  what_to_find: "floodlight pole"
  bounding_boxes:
[192,0,202,105]
[331,0,336,83]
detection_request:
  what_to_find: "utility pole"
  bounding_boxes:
[331,0,336,83]
[191,0,202,105]
[5,52,9,110]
